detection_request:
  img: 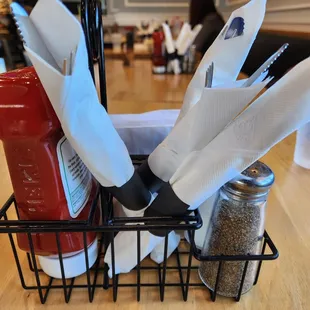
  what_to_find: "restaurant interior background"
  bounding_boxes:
[0,0,309,79]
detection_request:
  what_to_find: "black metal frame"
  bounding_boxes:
[0,181,278,304]
[0,0,279,305]
[81,0,107,109]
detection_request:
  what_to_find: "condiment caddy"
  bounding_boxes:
[0,0,280,305]
[0,158,278,304]
[152,21,200,75]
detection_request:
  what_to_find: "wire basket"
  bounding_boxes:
[0,0,279,305]
[0,155,278,304]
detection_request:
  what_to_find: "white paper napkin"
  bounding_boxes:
[175,23,191,51]
[110,110,179,155]
[177,0,267,123]
[170,56,310,209]
[150,231,181,264]
[148,79,269,182]
[177,24,203,56]
[21,0,134,187]
[104,230,163,278]
[162,23,175,55]
[294,122,310,169]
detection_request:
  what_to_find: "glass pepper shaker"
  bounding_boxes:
[198,161,275,297]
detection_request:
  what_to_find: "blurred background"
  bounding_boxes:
[0,0,309,83]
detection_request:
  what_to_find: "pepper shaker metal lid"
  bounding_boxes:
[223,161,275,199]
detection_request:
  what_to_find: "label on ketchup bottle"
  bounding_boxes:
[57,136,92,218]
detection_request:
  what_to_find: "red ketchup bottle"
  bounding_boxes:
[0,67,99,278]
[152,28,166,74]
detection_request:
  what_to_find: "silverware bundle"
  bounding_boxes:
[204,43,289,89]
[243,43,289,87]
[11,2,76,76]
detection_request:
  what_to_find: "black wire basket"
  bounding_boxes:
[0,0,279,305]
[0,156,278,305]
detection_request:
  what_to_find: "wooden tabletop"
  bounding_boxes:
[0,60,309,309]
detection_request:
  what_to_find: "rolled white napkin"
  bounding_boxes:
[163,56,310,210]
[104,230,163,278]
[294,122,310,169]
[140,79,270,187]
[21,0,134,188]
[177,24,203,56]
[175,23,191,51]
[177,0,267,123]
[162,23,175,55]
[18,0,152,214]
[150,231,181,264]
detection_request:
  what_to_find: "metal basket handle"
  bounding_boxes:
[81,0,108,110]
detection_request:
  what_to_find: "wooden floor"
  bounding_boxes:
[0,60,309,309]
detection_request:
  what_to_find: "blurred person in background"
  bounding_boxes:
[190,0,224,54]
